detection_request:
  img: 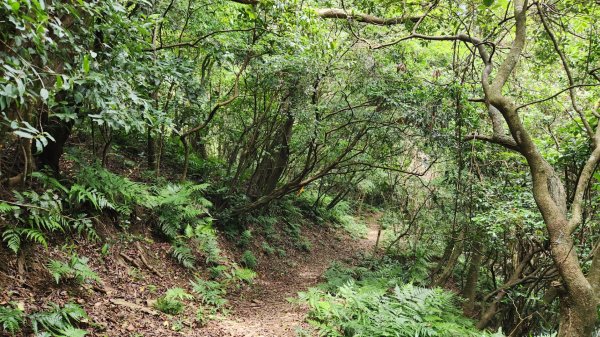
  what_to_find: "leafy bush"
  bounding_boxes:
[154,288,194,315]
[241,250,257,270]
[1,189,98,253]
[171,243,196,269]
[29,303,89,337]
[299,259,499,337]
[209,265,229,279]
[47,254,100,285]
[328,201,368,239]
[152,183,220,267]
[298,237,312,252]
[0,303,23,336]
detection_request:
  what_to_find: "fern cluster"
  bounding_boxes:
[299,260,502,337]
[0,302,90,337]
[75,166,152,215]
[154,287,194,315]
[0,303,23,336]
[151,183,220,268]
[190,278,228,315]
[47,254,100,285]
[1,166,220,271]
[29,302,89,337]
[0,171,115,253]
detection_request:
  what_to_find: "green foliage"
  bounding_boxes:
[233,267,257,284]
[151,183,219,267]
[190,277,228,314]
[298,237,312,252]
[241,250,258,270]
[154,288,193,315]
[261,241,275,255]
[239,229,253,248]
[171,243,196,269]
[209,265,229,280]
[29,303,89,337]
[0,303,23,335]
[300,280,486,337]
[47,254,100,285]
[75,166,152,216]
[0,172,109,253]
[299,258,502,336]
[329,201,368,239]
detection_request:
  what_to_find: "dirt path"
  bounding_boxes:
[204,213,382,337]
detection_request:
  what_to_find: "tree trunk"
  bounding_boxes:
[434,227,465,287]
[548,229,596,337]
[181,135,190,181]
[37,119,73,175]
[463,241,483,316]
[147,128,155,169]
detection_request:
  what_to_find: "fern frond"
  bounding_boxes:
[165,287,194,301]
[171,244,196,269]
[21,228,48,248]
[30,302,89,336]
[0,303,23,335]
[2,229,22,254]
[0,202,18,213]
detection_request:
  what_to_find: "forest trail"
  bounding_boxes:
[203,212,382,337]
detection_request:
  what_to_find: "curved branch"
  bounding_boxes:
[229,0,422,25]
[315,8,421,25]
[516,83,600,111]
[464,133,521,152]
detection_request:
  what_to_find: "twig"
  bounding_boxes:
[119,252,141,269]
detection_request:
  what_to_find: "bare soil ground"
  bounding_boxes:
[0,213,381,337]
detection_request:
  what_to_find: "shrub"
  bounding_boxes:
[233,267,257,284]
[299,259,498,337]
[261,241,275,255]
[300,283,489,337]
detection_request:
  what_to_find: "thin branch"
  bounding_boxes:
[516,83,600,111]
[145,28,255,52]
[315,8,422,25]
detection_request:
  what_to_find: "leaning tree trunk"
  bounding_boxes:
[527,162,597,336]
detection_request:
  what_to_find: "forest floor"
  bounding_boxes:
[0,213,382,337]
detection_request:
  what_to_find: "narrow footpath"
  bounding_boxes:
[203,213,382,337]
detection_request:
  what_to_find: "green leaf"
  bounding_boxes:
[40,88,49,101]
[13,130,33,139]
[8,0,20,12]
[83,55,90,73]
[483,0,494,6]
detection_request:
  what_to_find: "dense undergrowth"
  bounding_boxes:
[298,258,503,337]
